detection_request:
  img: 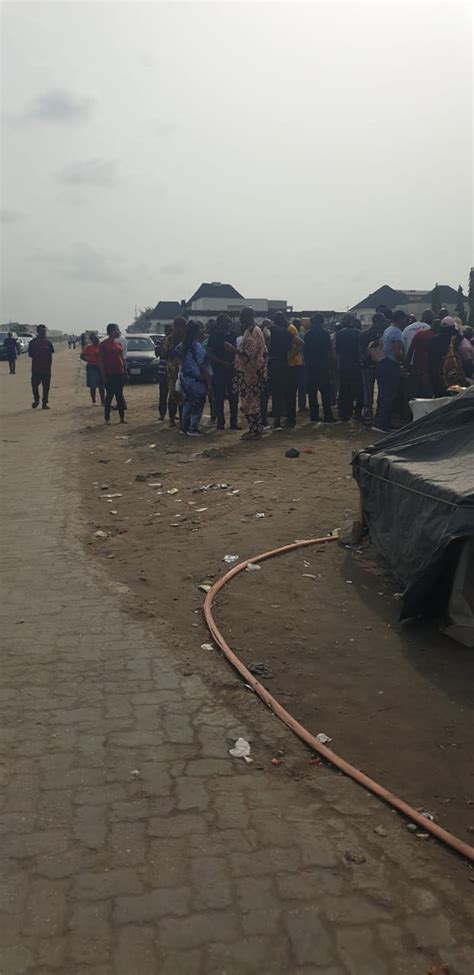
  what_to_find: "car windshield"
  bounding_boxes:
[0,335,11,344]
[127,338,154,352]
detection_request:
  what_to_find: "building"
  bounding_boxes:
[350,284,465,324]
[133,282,289,333]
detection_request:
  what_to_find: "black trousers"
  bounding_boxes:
[32,371,51,405]
[269,361,288,427]
[286,365,302,425]
[213,370,238,428]
[105,375,126,420]
[158,378,169,419]
[338,365,363,420]
[8,357,16,374]
[307,369,333,422]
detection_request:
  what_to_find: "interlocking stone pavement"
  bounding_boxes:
[0,352,473,975]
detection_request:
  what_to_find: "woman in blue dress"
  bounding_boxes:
[176,320,212,436]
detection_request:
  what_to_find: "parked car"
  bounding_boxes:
[16,336,30,354]
[125,334,161,382]
[148,332,167,355]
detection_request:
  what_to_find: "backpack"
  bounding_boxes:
[440,336,465,389]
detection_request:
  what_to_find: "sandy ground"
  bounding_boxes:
[76,365,474,857]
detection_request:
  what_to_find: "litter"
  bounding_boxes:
[302,573,317,580]
[373,825,387,837]
[230,489,240,495]
[344,850,366,864]
[223,555,239,564]
[100,484,109,490]
[101,493,122,499]
[253,480,264,484]
[229,738,253,764]
[115,435,129,439]
[167,488,179,495]
[421,811,436,822]
[255,512,265,519]
[285,448,300,458]
[309,756,322,766]
[406,823,417,832]
[110,510,118,516]
[130,769,140,777]
[94,530,108,539]
[148,444,157,448]
[201,643,214,652]
[416,832,430,840]
[316,733,333,744]
[248,662,273,679]
[303,447,315,454]
[246,563,261,572]
[198,583,212,593]
[271,757,282,766]
[148,482,163,488]
[346,580,353,584]
[125,458,132,464]
[196,507,208,513]
[135,474,146,482]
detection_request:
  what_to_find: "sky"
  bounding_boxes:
[1,1,472,332]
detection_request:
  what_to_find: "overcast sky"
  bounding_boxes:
[1,1,471,331]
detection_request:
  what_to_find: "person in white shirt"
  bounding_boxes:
[401,309,433,355]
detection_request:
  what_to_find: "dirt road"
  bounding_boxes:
[78,365,474,844]
[1,348,472,975]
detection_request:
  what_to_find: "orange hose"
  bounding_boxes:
[203,534,474,863]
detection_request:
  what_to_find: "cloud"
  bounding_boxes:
[160,260,191,276]
[0,208,23,223]
[61,243,121,283]
[15,89,95,125]
[57,158,116,187]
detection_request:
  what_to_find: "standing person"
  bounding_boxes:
[267,314,292,430]
[304,314,335,423]
[284,313,304,427]
[163,317,186,428]
[81,332,105,404]
[291,319,307,413]
[336,317,363,420]
[207,313,239,431]
[202,319,217,423]
[368,341,401,433]
[428,316,466,396]
[409,318,436,397]
[401,309,433,357]
[176,320,211,437]
[29,324,54,410]
[458,326,473,379]
[157,323,172,421]
[259,319,272,428]
[4,332,19,374]
[359,313,385,418]
[230,307,267,440]
[382,310,406,363]
[98,323,127,424]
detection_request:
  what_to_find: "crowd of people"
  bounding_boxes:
[20,307,472,431]
[149,305,472,437]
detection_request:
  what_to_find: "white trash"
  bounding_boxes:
[229,737,253,764]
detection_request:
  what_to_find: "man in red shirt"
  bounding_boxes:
[28,324,55,409]
[98,323,127,423]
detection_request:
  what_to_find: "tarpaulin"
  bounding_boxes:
[352,387,474,620]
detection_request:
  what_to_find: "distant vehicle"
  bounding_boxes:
[125,334,160,383]
[16,336,29,354]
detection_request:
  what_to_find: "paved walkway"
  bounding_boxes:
[0,351,472,975]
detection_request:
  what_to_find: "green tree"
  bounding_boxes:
[454,285,465,322]
[127,306,153,333]
[468,268,474,327]
[431,283,441,313]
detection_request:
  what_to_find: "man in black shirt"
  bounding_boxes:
[359,313,385,418]
[207,314,239,430]
[335,317,363,420]
[4,332,19,374]
[304,314,335,423]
